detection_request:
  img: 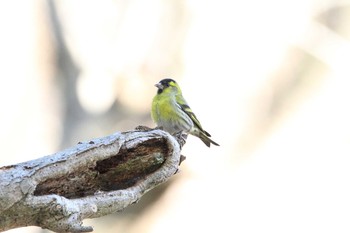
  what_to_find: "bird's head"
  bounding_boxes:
[155,78,181,95]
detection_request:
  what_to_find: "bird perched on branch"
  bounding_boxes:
[151,78,219,147]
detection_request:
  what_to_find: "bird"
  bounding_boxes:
[151,78,219,147]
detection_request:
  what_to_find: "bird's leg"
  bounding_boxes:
[173,131,187,149]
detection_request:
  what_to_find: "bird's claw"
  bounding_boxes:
[173,131,187,149]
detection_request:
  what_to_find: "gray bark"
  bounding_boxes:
[0,128,182,232]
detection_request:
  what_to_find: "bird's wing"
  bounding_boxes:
[178,101,210,133]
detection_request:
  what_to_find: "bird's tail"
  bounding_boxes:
[199,131,220,147]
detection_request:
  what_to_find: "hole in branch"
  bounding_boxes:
[34,138,169,199]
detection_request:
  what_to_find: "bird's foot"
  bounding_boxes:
[173,131,188,149]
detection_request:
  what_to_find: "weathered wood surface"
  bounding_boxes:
[0,129,182,232]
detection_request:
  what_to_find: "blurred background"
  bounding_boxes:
[1,0,350,232]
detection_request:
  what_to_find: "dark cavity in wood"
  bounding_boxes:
[33,138,169,199]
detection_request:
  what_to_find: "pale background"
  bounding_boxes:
[1,0,350,232]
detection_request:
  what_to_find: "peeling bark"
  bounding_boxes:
[0,128,183,232]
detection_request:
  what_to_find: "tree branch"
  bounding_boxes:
[0,128,183,232]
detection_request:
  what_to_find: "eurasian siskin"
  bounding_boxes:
[151,78,219,147]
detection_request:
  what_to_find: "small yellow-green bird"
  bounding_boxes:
[151,78,219,147]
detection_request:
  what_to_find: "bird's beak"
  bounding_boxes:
[155,83,163,89]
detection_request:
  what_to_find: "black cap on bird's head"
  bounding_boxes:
[155,78,177,94]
